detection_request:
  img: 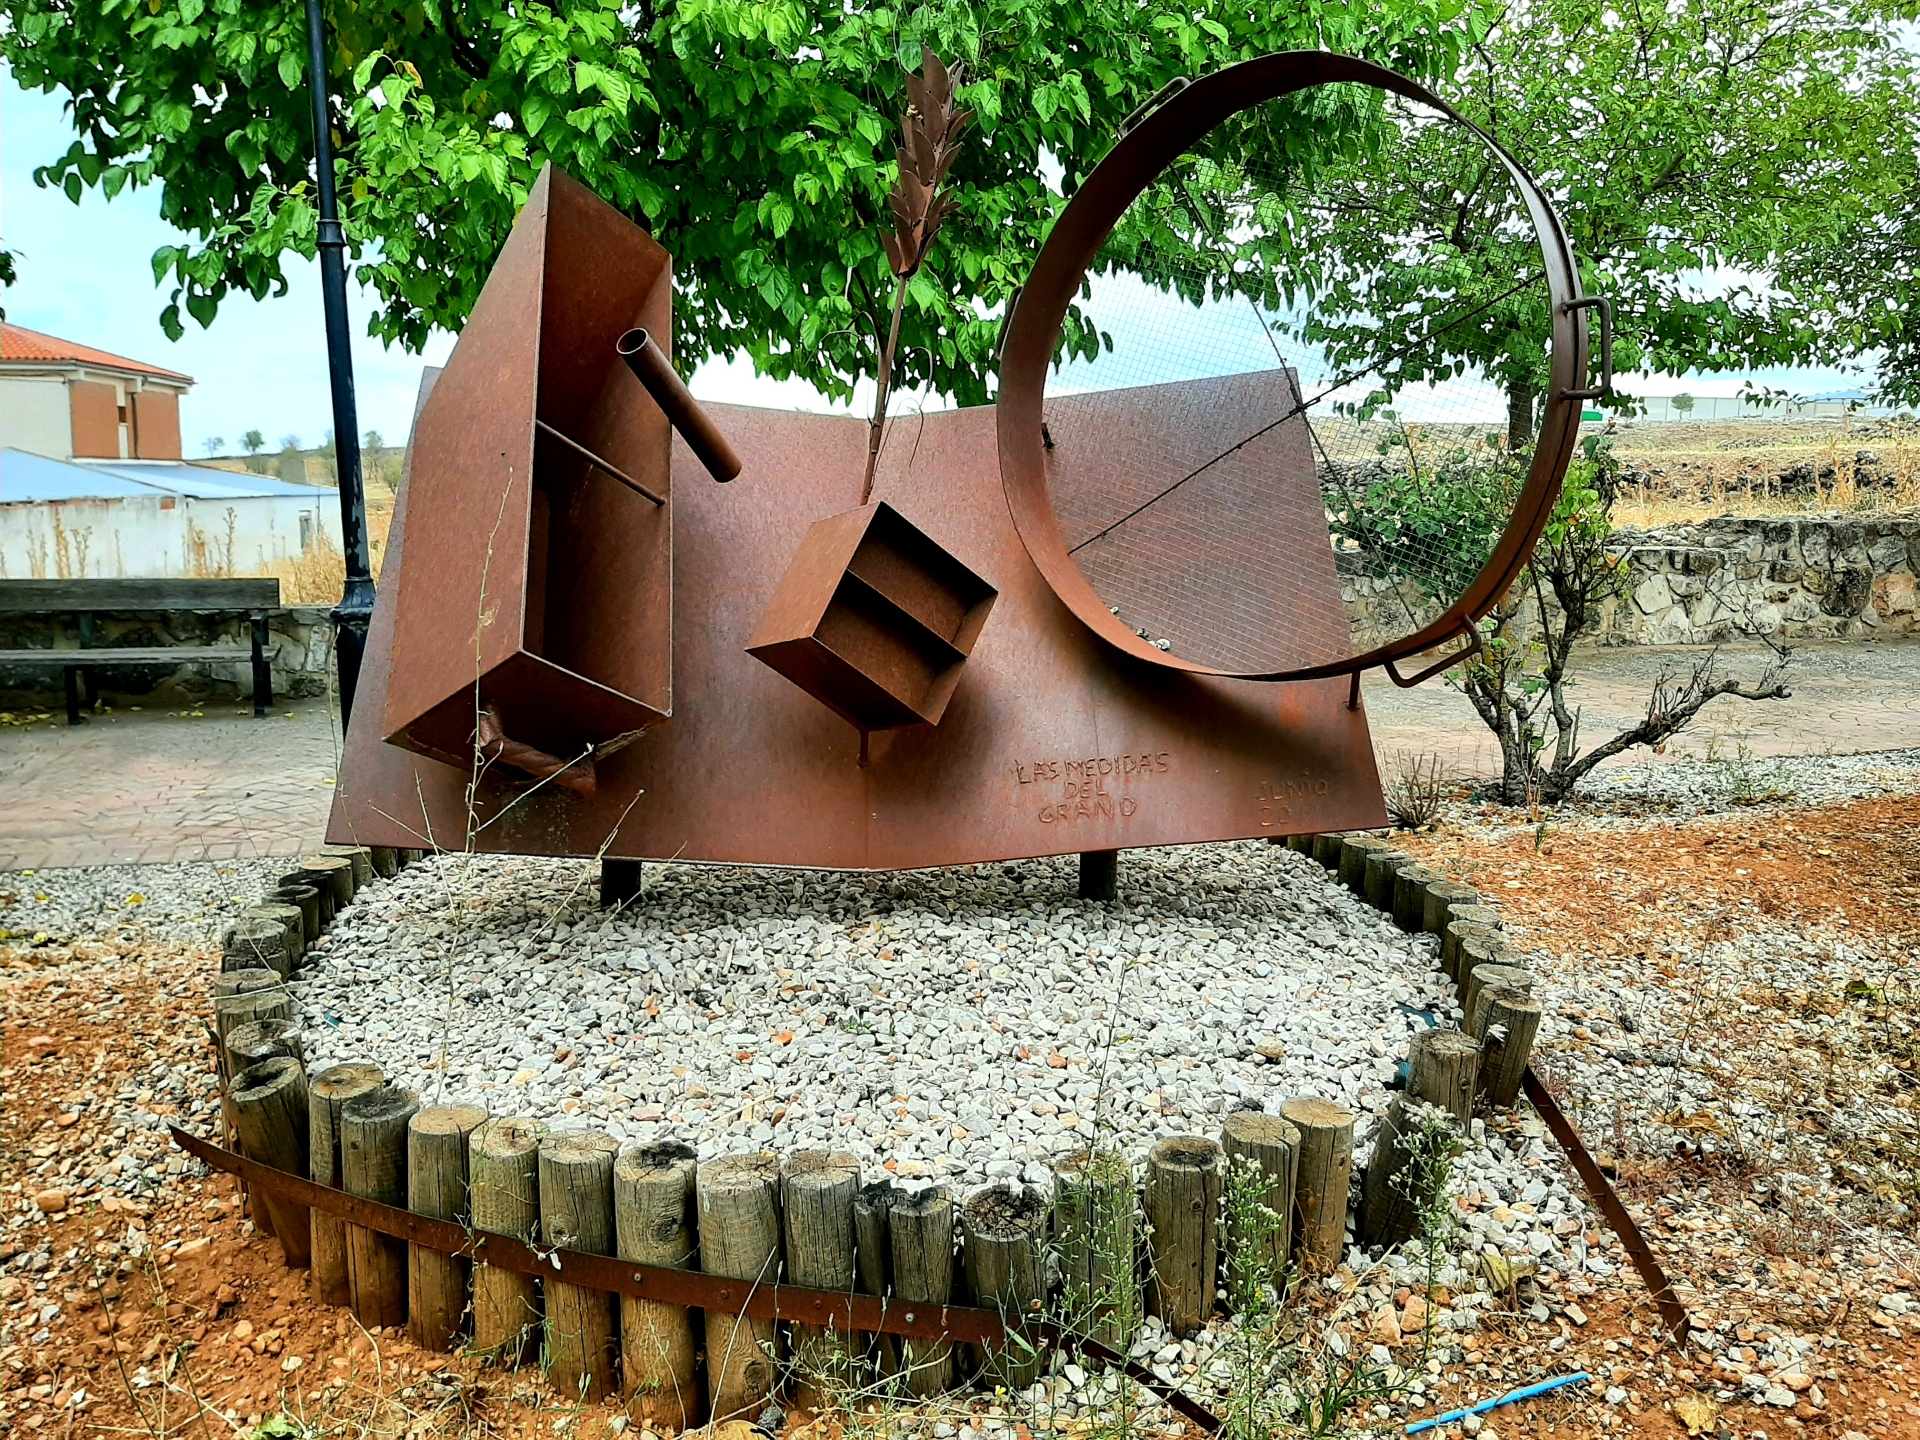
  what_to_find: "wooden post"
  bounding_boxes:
[308,1063,383,1306]
[615,1141,701,1432]
[213,967,279,997]
[601,858,643,908]
[1143,1136,1224,1338]
[369,846,400,879]
[222,917,293,978]
[469,1117,547,1364]
[274,882,322,945]
[697,1151,783,1421]
[1052,1149,1137,1350]
[1422,881,1481,937]
[1358,1097,1455,1247]
[1220,1111,1299,1295]
[890,1184,956,1396]
[1286,833,1315,855]
[321,844,375,891]
[1280,1097,1354,1275]
[962,1183,1047,1389]
[781,1150,860,1405]
[854,1180,900,1375]
[1338,835,1392,893]
[1310,832,1347,868]
[1478,994,1543,1109]
[1464,962,1536,1034]
[297,854,353,920]
[1406,1028,1480,1123]
[342,1085,418,1329]
[540,1130,622,1403]
[246,902,306,968]
[1078,849,1119,901]
[225,1018,305,1079]
[230,1057,311,1267]
[407,1103,488,1352]
[1452,903,1504,931]
[1442,920,1501,981]
[214,985,290,1053]
[1392,863,1444,932]
[1454,935,1519,1003]
[1362,849,1411,911]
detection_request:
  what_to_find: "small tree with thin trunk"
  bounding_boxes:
[1671,392,1696,419]
[1449,437,1791,804]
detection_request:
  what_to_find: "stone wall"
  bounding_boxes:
[1341,514,1920,649]
[1597,515,1918,645]
[0,607,336,706]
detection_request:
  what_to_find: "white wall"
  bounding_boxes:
[0,376,74,459]
[0,493,343,579]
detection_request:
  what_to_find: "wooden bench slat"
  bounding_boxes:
[0,578,282,612]
[0,647,273,664]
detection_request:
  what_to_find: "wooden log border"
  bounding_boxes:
[166,1125,1224,1431]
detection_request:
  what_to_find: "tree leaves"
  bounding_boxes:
[2,0,1472,402]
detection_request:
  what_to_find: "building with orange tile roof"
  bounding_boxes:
[0,323,194,461]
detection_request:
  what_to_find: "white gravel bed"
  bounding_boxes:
[296,845,1454,1179]
[1,857,284,950]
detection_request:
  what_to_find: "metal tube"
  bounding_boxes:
[534,420,666,505]
[616,329,742,483]
[305,0,375,729]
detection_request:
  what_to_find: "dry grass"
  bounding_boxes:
[1607,415,1920,527]
[253,497,395,605]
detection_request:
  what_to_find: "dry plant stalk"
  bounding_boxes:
[861,47,971,502]
[1386,750,1449,828]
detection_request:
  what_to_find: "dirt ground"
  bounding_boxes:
[5,789,1920,1439]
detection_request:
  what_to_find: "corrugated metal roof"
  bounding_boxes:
[0,324,194,384]
[1,450,167,502]
[80,459,335,500]
[0,449,336,503]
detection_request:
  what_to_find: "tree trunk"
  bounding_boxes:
[1506,376,1535,452]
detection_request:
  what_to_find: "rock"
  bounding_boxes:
[1604,1385,1627,1405]
[33,1189,69,1214]
[1564,1302,1588,1326]
[1370,1305,1402,1344]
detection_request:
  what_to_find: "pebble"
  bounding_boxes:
[32,1190,68,1214]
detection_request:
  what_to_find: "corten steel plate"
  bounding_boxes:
[381,164,675,770]
[997,50,1592,682]
[330,380,1388,870]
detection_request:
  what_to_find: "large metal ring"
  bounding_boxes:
[995,51,1592,681]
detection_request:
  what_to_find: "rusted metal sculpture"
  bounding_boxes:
[333,51,1600,870]
[995,51,1601,688]
[379,166,679,778]
[747,50,993,744]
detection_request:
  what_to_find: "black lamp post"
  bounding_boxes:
[304,0,376,730]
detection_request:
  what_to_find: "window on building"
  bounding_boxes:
[300,512,314,550]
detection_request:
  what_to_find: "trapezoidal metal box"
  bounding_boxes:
[747,500,997,731]
[381,164,675,770]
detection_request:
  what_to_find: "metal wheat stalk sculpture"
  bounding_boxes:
[861,48,971,503]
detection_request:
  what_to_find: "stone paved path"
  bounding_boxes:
[2,640,1914,871]
[0,702,344,871]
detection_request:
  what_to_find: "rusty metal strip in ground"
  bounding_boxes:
[171,1127,1223,1433]
[1521,1071,1692,1344]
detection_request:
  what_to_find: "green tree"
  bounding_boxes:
[3,0,1473,409]
[1239,0,1916,448]
[1670,392,1695,419]
[242,429,266,454]
[202,435,227,456]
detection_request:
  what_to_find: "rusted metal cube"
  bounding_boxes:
[747,501,996,731]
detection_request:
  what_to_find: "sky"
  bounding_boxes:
[2,66,1881,460]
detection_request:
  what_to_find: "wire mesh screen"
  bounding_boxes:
[1040,82,1554,675]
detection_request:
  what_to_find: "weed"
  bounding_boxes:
[1385,751,1450,829]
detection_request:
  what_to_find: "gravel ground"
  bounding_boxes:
[1461,744,1920,830]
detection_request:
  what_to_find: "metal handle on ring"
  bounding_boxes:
[1382,622,1484,689]
[1561,295,1613,401]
